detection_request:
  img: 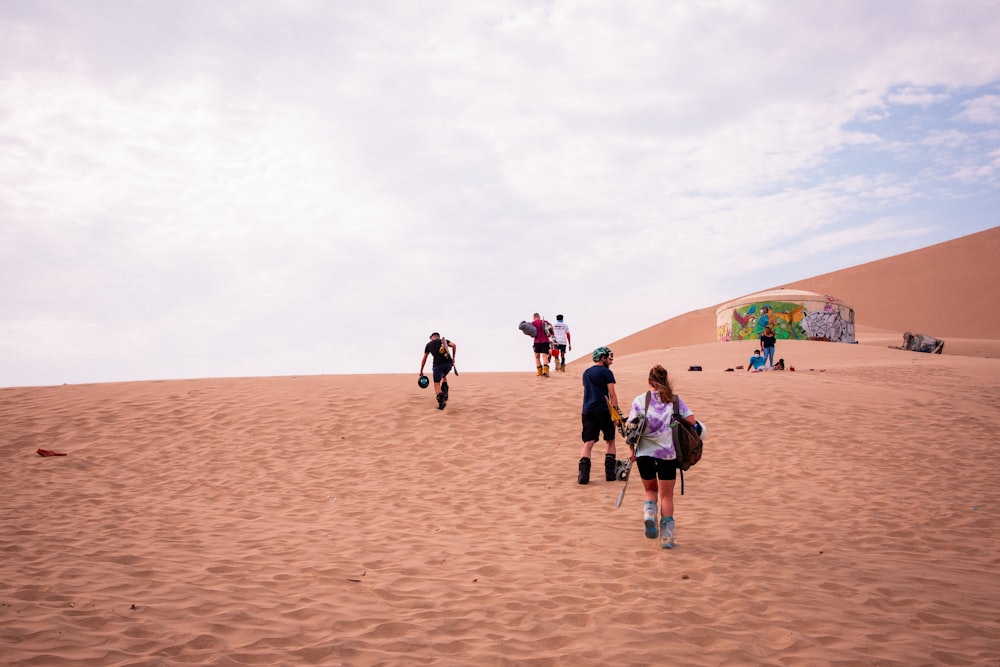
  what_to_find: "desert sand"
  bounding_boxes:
[2,228,999,666]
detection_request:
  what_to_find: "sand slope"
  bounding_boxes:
[3,339,999,665]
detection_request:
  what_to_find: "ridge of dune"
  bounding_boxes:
[611,226,1000,358]
[783,226,1000,338]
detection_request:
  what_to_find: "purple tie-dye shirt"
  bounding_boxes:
[627,391,693,460]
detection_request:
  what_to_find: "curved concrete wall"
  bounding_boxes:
[716,290,855,343]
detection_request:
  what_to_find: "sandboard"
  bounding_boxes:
[615,459,633,508]
[440,335,456,378]
[605,396,626,439]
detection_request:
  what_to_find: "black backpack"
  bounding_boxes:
[671,396,703,495]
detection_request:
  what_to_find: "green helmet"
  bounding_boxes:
[592,346,612,362]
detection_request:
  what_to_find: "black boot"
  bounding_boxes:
[441,380,449,398]
[605,453,617,481]
[577,457,591,485]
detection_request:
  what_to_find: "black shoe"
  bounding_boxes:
[604,454,617,481]
[437,392,447,410]
[578,457,591,485]
[441,381,449,398]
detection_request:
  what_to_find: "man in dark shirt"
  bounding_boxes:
[419,332,456,410]
[578,346,620,484]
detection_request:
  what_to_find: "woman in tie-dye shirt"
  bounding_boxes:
[626,365,699,550]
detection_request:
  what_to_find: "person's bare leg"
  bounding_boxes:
[659,479,677,548]
[641,475,659,538]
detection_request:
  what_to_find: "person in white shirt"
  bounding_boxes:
[550,314,572,372]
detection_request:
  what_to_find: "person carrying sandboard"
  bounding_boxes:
[419,332,457,410]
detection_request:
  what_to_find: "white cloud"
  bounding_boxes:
[958,94,1000,124]
[886,86,951,107]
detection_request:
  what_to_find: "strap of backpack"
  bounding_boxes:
[673,395,685,496]
[640,391,652,453]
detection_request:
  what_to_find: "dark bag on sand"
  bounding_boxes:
[624,391,651,447]
[671,395,703,495]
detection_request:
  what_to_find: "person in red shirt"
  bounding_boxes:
[530,313,552,376]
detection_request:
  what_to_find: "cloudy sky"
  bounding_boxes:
[2,1,999,387]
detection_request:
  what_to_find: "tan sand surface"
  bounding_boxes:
[3,339,999,665]
[2,228,999,665]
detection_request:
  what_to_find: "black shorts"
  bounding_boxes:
[432,362,453,383]
[637,456,677,481]
[533,342,551,354]
[581,410,615,443]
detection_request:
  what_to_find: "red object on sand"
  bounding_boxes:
[36,448,67,457]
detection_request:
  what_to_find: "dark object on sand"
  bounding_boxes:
[891,332,944,354]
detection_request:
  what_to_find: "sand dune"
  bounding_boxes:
[3,229,999,665]
[611,226,1000,358]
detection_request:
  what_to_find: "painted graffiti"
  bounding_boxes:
[801,308,855,342]
[724,298,855,343]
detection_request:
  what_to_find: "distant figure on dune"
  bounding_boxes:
[550,314,572,372]
[419,332,456,410]
[531,313,553,376]
[760,326,776,369]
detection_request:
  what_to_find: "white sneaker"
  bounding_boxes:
[659,517,675,549]
[644,509,658,539]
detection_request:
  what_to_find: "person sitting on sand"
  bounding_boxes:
[774,358,785,370]
[747,350,766,372]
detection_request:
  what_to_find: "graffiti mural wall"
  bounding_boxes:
[715,290,855,343]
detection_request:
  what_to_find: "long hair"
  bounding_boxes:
[648,365,674,403]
